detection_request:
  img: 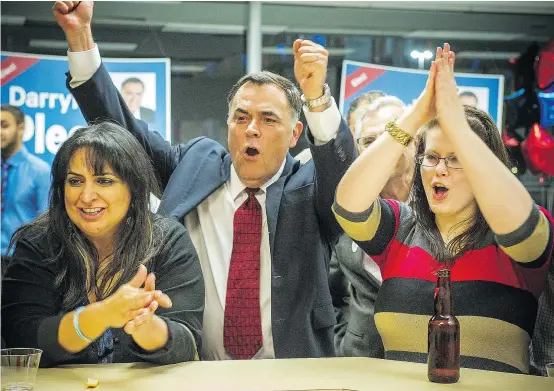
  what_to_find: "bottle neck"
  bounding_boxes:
[434,275,453,316]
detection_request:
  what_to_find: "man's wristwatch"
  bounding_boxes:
[301,83,331,109]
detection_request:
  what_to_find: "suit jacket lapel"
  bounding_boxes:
[160,151,231,219]
[266,154,296,257]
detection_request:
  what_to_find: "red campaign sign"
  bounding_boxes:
[344,66,386,100]
[1,56,40,87]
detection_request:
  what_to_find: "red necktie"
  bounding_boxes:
[224,188,263,359]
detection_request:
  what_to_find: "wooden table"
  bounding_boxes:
[33,357,553,391]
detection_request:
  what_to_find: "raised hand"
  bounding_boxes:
[293,39,329,101]
[52,1,93,33]
[436,43,456,74]
[407,43,455,131]
[435,52,466,134]
[99,265,157,329]
[52,1,95,52]
[422,43,454,122]
[410,58,438,128]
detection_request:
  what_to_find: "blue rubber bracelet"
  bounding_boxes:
[73,306,93,343]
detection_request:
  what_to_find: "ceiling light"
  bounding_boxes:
[456,51,521,60]
[94,18,164,28]
[163,23,289,36]
[171,64,207,73]
[411,50,433,60]
[410,50,433,69]
[405,30,527,41]
[29,40,137,52]
[163,23,244,35]
[285,27,406,37]
[262,47,355,56]
[2,15,26,26]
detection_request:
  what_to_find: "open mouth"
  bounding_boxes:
[244,146,260,157]
[432,184,449,201]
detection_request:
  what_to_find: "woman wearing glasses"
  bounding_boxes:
[333,44,553,374]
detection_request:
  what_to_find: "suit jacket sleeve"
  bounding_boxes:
[308,118,357,244]
[67,64,189,190]
[328,242,350,355]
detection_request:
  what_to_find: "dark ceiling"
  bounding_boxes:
[2,1,553,77]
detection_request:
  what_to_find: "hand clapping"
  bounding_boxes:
[434,48,468,133]
[123,268,172,336]
[99,264,171,333]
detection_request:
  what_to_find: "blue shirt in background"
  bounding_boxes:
[1,146,51,255]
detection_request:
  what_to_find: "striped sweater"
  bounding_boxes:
[333,199,553,373]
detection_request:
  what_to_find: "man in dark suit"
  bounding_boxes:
[54,1,356,360]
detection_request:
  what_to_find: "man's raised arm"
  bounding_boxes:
[292,39,357,244]
[53,1,181,189]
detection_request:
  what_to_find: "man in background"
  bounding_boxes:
[530,263,554,376]
[354,95,413,200]
[345,90,387,132]
[334,95,415,358]
[295,90,385,164]
[1,105,50,255]
[121,77,156,123]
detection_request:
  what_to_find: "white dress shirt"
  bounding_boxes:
[67,44,343,360]
[352,242,383,283]
[363,253,383,283]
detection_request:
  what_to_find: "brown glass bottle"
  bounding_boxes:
[428,269,460,383]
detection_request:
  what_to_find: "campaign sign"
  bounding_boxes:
[340,60,504,130]
[1,51,171,165]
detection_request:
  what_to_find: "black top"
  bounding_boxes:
[1,216,204,367]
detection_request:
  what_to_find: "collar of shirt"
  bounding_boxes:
[229,158,286,203]
[3,146,29,167]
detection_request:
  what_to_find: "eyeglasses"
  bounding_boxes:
[417,154,463,169]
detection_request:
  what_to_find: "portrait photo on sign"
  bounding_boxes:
[110,72,157,124]
[457,86,490,114]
